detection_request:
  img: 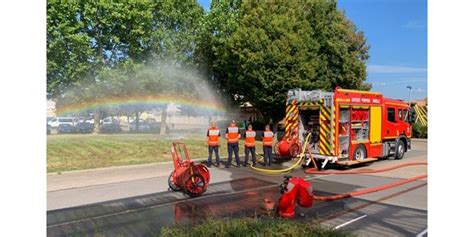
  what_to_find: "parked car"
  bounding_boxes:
[48,117,78,128]
[75,122,94,133]
[145,118,161,132]
[58,123,75,134]
[85,117,95,124]
[100,123,121,133]
[101,117,120,125]
[129,119,152,132]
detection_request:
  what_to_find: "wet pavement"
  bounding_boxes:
[47,141,427,236]
[48,177,276,236]
[47,176,427,236]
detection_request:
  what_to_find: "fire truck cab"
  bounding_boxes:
[282,87,415,168]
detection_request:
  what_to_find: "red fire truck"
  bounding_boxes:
[279,87,415,168]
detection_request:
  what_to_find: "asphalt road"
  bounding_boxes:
[47,140,427,236]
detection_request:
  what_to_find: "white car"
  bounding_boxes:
[48,117,79,128]
[85,118,95,124]
[101,117,119,125]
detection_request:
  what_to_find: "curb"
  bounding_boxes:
[47,158,205,176]
[411,138,428,142]
[48,153,267,176]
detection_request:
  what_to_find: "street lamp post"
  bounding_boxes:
[407,86,412,105]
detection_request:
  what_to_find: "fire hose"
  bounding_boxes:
[277,163,427,217]
[305,162,427,201]
[313,173,427,201]
[250,132,427,201]
[305,161,427,175]
[249,133,312,174]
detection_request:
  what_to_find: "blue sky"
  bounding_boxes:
[198,0,427,101]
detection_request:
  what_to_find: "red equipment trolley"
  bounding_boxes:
[275,131,301,159]
[167,142,210,197]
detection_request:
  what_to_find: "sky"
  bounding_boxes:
[197,0,427,101]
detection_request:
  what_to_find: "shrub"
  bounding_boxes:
[412,123,428,138]
[160,217,353,237]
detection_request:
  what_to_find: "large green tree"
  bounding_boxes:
[206,0,370,126]
[148,1,205,134]
[48,1,156,132]
[47,1,93,97]
[47,1,205,133]
[195,0,242,98]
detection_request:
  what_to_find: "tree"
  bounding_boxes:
[195,0,242,101]
[48,1,156,132]
[207,0,370,127]
[149,1,205,134]
[47,1,205,134]
[48,0,370,133]
[47,1,94,97]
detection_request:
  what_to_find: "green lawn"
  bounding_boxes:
[159,218,352,237]
[47,133,264,173]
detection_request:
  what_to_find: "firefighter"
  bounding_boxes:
[262,124,274,166]
[206,121,220,167]
[243,124,256,167]
[225,120,241,168]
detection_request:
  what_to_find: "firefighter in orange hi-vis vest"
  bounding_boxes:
[225,120,241,168]
[243,124,256,166]
[206,121,221,167]
[262,124,274,166]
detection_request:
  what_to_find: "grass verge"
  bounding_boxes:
[47,133,264,173]
[159,217,353,237]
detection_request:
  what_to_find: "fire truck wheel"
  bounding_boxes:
[168,171,180,192]
[395,140,405,160]
[353,144,367,161]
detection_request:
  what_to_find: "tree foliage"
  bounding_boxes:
[47,0,204,133]
[204,0,370,122]
[47,0,370,131]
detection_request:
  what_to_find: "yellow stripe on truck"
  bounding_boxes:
[284,99,300,141]
[319,143,330,155]
[320,137,330,148]
[319,106,333,155]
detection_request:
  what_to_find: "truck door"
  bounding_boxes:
[370,106,382,143]
[384,106,399,138]
[369,106,383,157]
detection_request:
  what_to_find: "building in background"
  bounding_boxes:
[406,97,428,107]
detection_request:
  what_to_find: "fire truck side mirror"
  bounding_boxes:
[409,110,417,124]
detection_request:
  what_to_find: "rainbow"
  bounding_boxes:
[55,94,226,116]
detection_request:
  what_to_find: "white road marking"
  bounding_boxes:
[334,215,368,230]
[416,228,428,237]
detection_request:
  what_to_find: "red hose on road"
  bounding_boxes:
[313,174,427,201]
[305,161,427,175]
[306,162,427,201]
